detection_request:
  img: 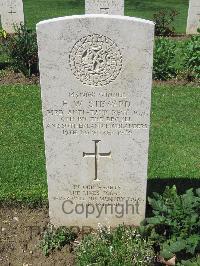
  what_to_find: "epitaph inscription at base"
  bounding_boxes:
[37,15,154,228]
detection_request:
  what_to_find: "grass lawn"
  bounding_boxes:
[23,0,189,33]
[0,84,200,203]
[148,85,200,179]
[0,85,47,204]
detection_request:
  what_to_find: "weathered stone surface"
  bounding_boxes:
[186,0,200,34]
[85,0,124,15]
[0,0,24,33]
[37,15,154,228]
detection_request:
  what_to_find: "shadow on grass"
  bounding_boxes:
[146,178,200,217]
[147,178,200,197]
[125,0,170,12]
[67,0,84,9]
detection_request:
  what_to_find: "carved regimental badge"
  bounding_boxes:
[69,34,122,86]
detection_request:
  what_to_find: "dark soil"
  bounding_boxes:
[0,206,75,266]
[153,79,200,87]
[0,69,199,87]
[0,70,39,86]
[166,34,192,41]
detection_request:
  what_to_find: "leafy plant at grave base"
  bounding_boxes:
[183,34,200,81]
[2,23,39,77]
[153,38,177,80]
[141,186,200,263]
[76,224,155,266]
[0,28,9,69]
[153,8,179,37]
[40,226,77,256]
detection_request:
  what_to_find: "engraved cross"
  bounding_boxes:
[8,7,16,14]
[83,140,111,181]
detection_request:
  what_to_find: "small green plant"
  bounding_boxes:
[143,186,200,262]
[0,28,7,39]
[153,37,177,80]
[153,8,179,36]
[184,35,200,80]
[76,225,155,266]
[0,29,10,70]
[40,226,77,256]
[2,23,38,77]
[153,35,200,81]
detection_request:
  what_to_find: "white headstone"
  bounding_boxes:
[0,0,24,33]
[186,0,200,34]
[37,14,154,228]
[85,0,124,15]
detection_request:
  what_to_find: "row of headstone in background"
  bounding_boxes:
[0,0,24,33]
[85,0,124,15]
[186,0,200,34]
[0,0,199,34]
[86,0,200,35]
[37,0,154,228]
